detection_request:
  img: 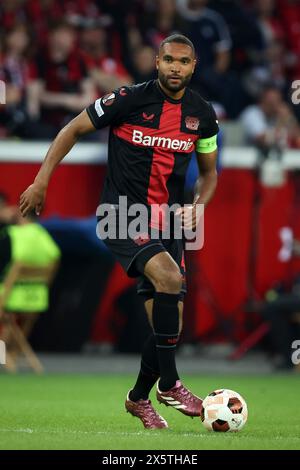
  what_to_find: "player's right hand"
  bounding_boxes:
[19,183,47,217]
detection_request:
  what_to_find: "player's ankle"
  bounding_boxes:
[129,390,148,402]
[158,378,177,392]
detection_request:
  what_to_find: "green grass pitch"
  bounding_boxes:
[0,373,299,450]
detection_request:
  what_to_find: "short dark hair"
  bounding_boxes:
[48,20,75,34]
[159,34,195,57]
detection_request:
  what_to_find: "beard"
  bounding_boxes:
[158,70,193,93]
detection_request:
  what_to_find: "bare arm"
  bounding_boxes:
[90,69,132,93]
[249,104,300,148]
[26,80,43,119]
[214,49,230,74]
[177,150,218,230]
[40,78,95,112]
[5,84,22,105]
[19,110,95,216]
[193,150,218,207]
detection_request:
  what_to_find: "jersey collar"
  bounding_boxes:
[155,79,186,104]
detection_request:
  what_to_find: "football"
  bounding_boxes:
[201,389,248,432]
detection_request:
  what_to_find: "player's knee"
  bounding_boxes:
[154,270,182,294]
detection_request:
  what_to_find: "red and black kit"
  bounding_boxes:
[86,80,218,297]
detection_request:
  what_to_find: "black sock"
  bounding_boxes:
[152,292,180,392]
[129,334,160,401]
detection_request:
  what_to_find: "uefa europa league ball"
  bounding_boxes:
[201,389,248,432]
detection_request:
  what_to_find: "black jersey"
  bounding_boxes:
[86,79,218,209]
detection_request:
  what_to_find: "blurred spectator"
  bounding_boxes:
[149,0,183,46]
[25,0,103,45]
[176,0,245,117]
[25,0,64,46]
[129,45,156,83]
[240,85,300,153]
[80,25,132,94]
[26,21,95,139]
[254,0,285,47]
[1,0,299,132]
[177,0,231,73]
[60,0,101,25]
[242,0,291,98]
[138,0,184,49]
[211,0,265,73]
[277,0,300,80]
[0,0,27,30]
[0,23,34,137]
[210,0,267,106]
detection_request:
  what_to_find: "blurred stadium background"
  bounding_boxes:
[0,0,300,450]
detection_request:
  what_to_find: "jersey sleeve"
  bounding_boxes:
[86,86,134,130]
[196,103,219,153]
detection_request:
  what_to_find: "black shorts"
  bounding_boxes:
[99,218,187,301]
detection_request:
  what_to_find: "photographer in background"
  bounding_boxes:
[262,238,300,370]
[240,85,300,156]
